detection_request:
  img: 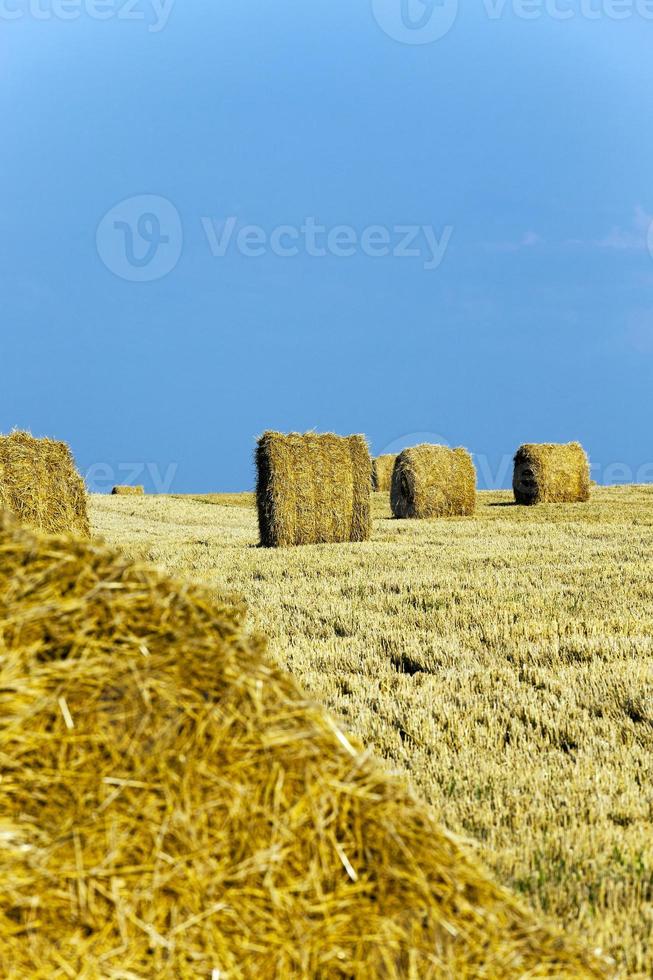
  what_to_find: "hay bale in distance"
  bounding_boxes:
[513,442,591,505]
[391,444,476,519]
[372,454,397,492]
[111,485,145,496]
[256,431,371,547]
[0,430,89,536]
[0,512,608,978]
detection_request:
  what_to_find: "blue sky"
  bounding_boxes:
[2,2,652,491]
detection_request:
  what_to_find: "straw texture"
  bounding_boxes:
[0,430,89,536]
[391,445,476,519]
[372,455,397,492]
[256,431,371,547]
[513,443,591,505]
[111,485,145,496]
[0,511,609,979]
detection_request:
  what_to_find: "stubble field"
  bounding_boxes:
[91,486,653,977]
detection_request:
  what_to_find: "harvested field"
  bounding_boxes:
[0,510,606,978]
[91,485,653,977]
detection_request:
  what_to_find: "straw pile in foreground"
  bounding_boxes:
[0,513,609,979]
[513,442,591,505]
[256,431,371,547]
[391,444,476,519]
[0,430,89,536]
[372,454,397,492]
[111,485,145,496]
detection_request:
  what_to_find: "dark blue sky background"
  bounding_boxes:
[2,2,652,491]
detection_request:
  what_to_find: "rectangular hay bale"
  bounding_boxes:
[372,454,397,492]
[256,431,372,547]
[0,430,89,536]
[391,444,476,518]
[111,485,145,496]
[513,442,590,505]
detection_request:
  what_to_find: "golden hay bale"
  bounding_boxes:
[513,442,591,505]
[0,512,608,979]
[391,444,476,519]
[256,431,371,547]
[372,454,397,492]
[111,485,145,496]
[0,430,89,536]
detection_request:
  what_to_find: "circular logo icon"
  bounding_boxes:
[96,195,183,282]
[377,431,451,455]
[371,0,458,44]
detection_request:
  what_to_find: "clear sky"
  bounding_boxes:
[2,2,652,492]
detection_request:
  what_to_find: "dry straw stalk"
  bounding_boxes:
[0,511,609,978]
[0,429,89,536]
[256,431,371,547]
[391,444,476,519]
[513,442,591,505]
[111,485,145,496]
[372,454,397,492]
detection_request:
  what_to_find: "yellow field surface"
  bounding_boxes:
[91,486,653,977]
